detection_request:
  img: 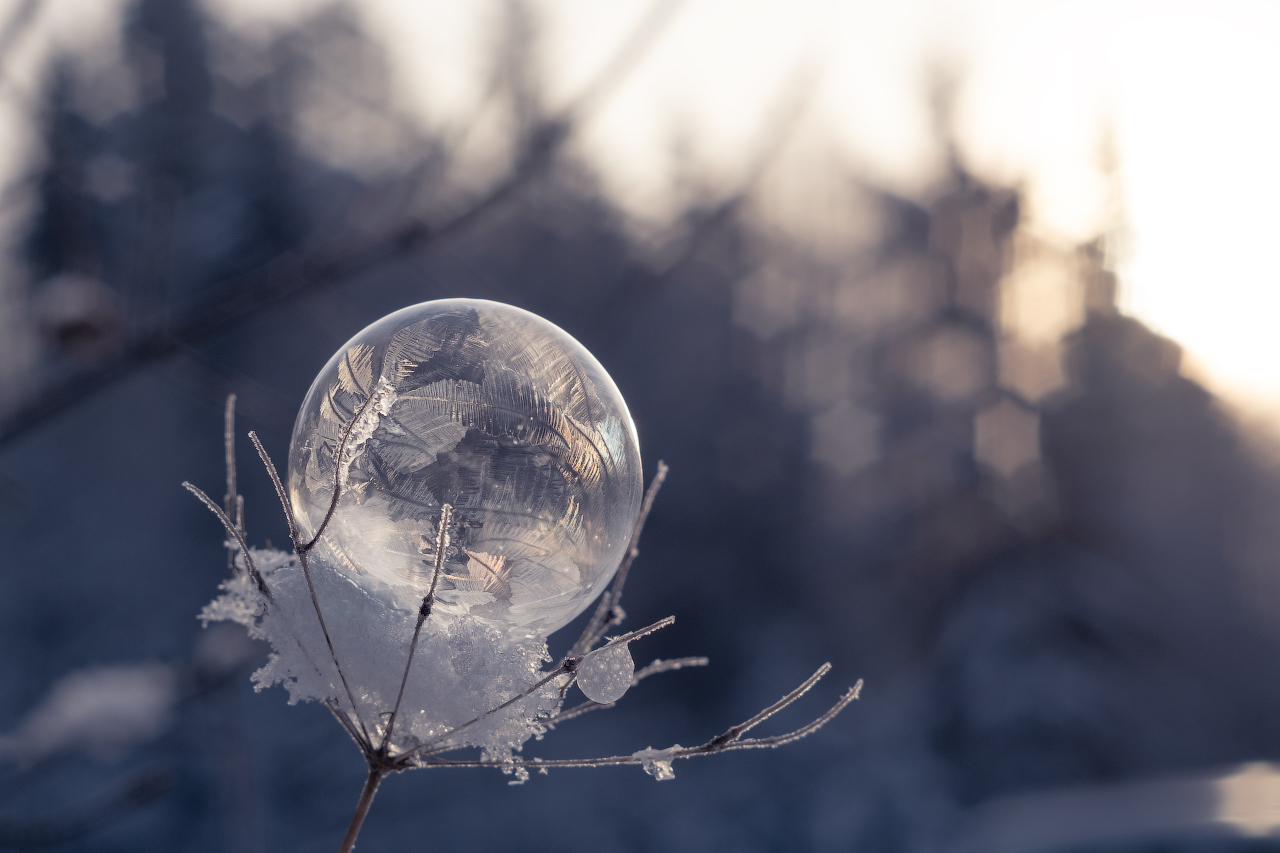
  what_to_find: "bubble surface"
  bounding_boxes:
[576,642,634,704]
[287,299,643,636]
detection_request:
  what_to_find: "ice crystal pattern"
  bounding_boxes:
[287,299,643,637]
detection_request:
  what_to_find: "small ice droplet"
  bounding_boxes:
[633,745,682,781]
[576,642,634,704]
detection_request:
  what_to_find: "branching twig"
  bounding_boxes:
[417,675,862,772]
[245,431,372,751]
[705,663,834,747]
[399,616,677,764]
[194,376,857,853]
[247,427,371,747]
[303,388,383,551]
[543,656,709,727]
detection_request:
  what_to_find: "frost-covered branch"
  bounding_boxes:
[243,430,373,751]
[542,656,709,727]
[193,291,860,852]
[381,504,452,754]
[415,671,863,779]
[0,1,693,451]
[223,395,245,574]
[397,616,677,764]
[182,482,270,600]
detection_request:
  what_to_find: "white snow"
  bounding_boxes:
[200,546,568,761]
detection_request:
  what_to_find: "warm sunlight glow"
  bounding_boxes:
[195,0,1280,424]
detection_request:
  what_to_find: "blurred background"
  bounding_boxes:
[2,0,1280,850]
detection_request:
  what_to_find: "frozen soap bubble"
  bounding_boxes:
[287,298,643,637]
[576,642,634,704]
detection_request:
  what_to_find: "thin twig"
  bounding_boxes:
[325,699,368,751]
[197,419,371,753]
[248,431,300,539]
[418,676,861,772]
[705,664,834,747]
[633,655,709,682]
[183,482,270,599]
[399,663,574,764]
[571,461,668,657]
[601,616,675,647]
[543,656,708,727]
[400,616,676,763]
[719,681,862,751]
[380,505,452,753]
[246,432,372,748]
[304,388,382,551]
[297,544,371,749]
[224,395,240,574]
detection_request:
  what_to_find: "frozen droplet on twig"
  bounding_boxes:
[576,642,634,704]
[633,744,682,781]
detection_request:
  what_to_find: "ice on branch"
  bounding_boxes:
[633,745,683,781]
[577,641,635,704]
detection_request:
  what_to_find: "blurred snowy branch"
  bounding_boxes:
[0,664,176,766]
[0,0,692,449]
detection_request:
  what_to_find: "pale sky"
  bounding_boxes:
[5,0,1280,425]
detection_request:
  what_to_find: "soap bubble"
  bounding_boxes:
[287,298,643,637]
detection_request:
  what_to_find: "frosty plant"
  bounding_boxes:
[185,298,860,852]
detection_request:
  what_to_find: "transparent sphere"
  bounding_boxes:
[287,299,643,636]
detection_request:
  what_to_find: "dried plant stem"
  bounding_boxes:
[248,432,371,742]
[401,616,677,764]
[422,675,863,772]
[182,482,270,599]
[338,768,384,853]
[223,394,240,574]
[306,388,379,551]
[298,551,372,748]
[380,505,452,753]
[192,395,857,853]
[247,430,372,751]
[543,656,709,727]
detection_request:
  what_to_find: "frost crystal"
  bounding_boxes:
[201,547,567,758]
[633,745,683,781]
[576,641,634,704]
[287,298,643,637]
